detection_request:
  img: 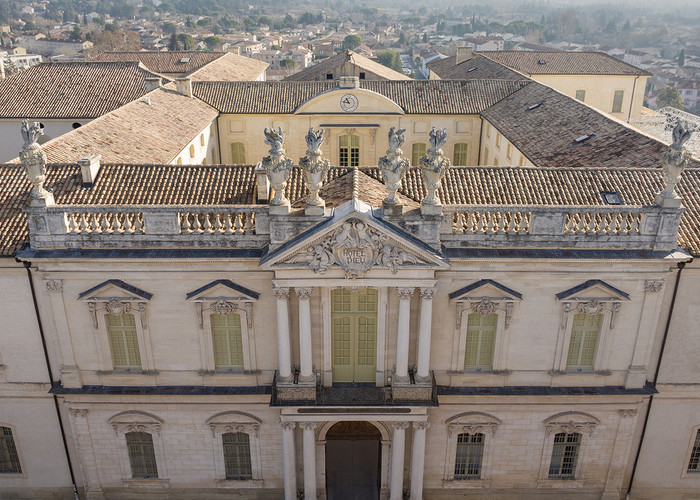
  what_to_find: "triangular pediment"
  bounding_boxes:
[78,279,152,302]
[449,279,522,302]
[260,199,448,278]
[185,280,259,302]
[556,280,629,302]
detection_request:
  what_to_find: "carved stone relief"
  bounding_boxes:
[194,299,253,329]
[88,299,148,329]
[545,420,597,436]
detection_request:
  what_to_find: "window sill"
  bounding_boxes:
[448,369,511,375]
[550,370,611,376]
[537,479,584,488]
[123,478,170,488]
[442,478,491,488]
[199,369,261,376]
[216,479,264,488]
[97,370,159,375]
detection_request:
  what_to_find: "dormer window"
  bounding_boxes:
[601,191,623,205]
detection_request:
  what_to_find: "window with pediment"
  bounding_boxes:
[538,411,599,484]
[126,431,158,478]
[109,411,168,485]
[206,411,263,485]
[186,280,260,374]
[0,425,22,474]
[449,280,522,373]
[444,412,501,483]
[553,280,629,374]
[78,280,155,373]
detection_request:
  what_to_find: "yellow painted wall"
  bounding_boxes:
[480,118,534,166]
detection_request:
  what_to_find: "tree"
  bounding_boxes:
[177,33,195,50]
[398,31,407,45]
[69,25,82,41]
[204,36,221,49]
[3,57,18,77]
[343,34,361,51]
[197,18,211,27]
[280,58,297,70]
[657,86,684,111]
[162,22,177,34]
[168,33,181,51]
[679,49,685,67]
[376,50,402,73]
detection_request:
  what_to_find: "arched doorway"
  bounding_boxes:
[326,421,381,500]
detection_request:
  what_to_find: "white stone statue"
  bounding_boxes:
[419,127,451,214]
[304,127,325,153]
[656,120,693,208]
[379,126,410,211]
[264,127,285,157]
[299,128,330,215]
[427,127,448,156]
[261,127,293,212]
[387,126,406,152]
[21,120,43,148]
[19,120,53,206]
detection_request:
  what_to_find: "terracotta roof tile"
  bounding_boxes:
[91,51,226,75]
[0,62,163,119]
[285,50,411,81]
[481,51,652,76]
[188,52,268,81]
[427,53,526,80]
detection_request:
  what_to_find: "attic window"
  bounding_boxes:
[326,73,333,80]
[601,191,623,205]
[573,134,595,144]
[538,59,547,65]
[359,72,366,79]
[526,103,542,111]
[467,67,477,72]
[179,57,190,63]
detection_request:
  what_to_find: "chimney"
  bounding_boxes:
[145,76,162,92]
[231,46,241,55]
[339,75,360,88]
[456,46,473,65]
[78,153,102,187]
[175,77,192,98]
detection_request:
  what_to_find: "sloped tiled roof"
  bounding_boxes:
[91,51,225,75]
[192,79,530,114]
[482,51,652,76]
[0,62,164,118]
[285,50,411,81]
[1,164,700,256]
[188,52,268,81]
[481,82,684,169]
[427,53,526,81]
[13,88,219,164]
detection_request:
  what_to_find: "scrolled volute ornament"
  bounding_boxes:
[419,127,451,213]
[379,126,410,209]
[19,120,53,206]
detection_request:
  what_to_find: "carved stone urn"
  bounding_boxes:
[299,128,330,216]
[419,127,451,215]
[261,127,293,215]
[655,120,693,208]
[19,120,54,207]
[379,126,410,215]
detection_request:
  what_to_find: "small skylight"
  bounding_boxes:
[538,59,547,65]
[179,57,190,63]
[601,191,623,205]
[573,134,595,144]
[526,103,542,111]
[467,67,477,72]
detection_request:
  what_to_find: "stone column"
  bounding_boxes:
[410,422,429,500]
[390,421,409,500]
[296,287,315,383]
[68,408,104,499]
[300,422,317,499]
[280,421,297,500]
[415,287,436,383]
[395,288,414,382]
[274,287,293,382]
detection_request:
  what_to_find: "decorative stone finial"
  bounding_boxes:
[419,127,450,215]
[299,128,330,216]
[261,127,293,215]
[379,126,409,215]
[19,120,54,207]
[655,119,694,208]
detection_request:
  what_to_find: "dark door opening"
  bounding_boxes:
[326,421,381,500]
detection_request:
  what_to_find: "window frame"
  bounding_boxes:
[565,313,603,371]
[454,432,485,480]
[443,412,500,486]
[109,411,168,487]
[0,424,23,476]
[106,312,142,370]
[453,143,469,166]
[547,432,581,479]
[612,90,625,113]
[463,312,498,371]
[412,142,427,167]
[575,89,586,102]
[207,411,264,487]
[683,426,700,477]
[125,431,159,479]
[230,142,246,164]
[339,135,360,167]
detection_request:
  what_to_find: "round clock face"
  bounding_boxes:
[340,94,359,112]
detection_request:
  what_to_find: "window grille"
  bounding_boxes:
[230,142,246,164]
[107,313,141,370]
[222,432,253,480]
[465,313,497,370]
[612,90,624,113]
[566,313,602,370]
[125,432,158,478]
[339,135,359,167]
[688,430,700,472]
[453,143,468,165]
[548,432,581,479]
[412,143,427,166]
[454,433,484,479]
[0,426,21,473]
[212,313,244,369]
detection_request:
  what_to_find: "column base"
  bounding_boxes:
[420,203,443,216]
[269,203,291,215]
[382,202,404,216]
[304,204,326,216]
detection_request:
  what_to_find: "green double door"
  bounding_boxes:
[331,289,377,383]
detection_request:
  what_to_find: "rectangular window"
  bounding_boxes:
[688,430,700,472]
[339,135,359,167]
[612,90,624,113]
[126,432,158,479]
[230,142,246,164]
[0,427,21,473]
[454,433,484,480]
[107,313,141,370]
[212,313,244,369]
[566,313,602,370]
[453,143,468,165]
[549,432,581,479]
[575,89,586,102]
[223,432,253,480]
[412,143,426,166]
[465,313,497,370]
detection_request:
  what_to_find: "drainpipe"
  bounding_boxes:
[20,259,81,500]
[627,75,639,123]
[477,116,484,165]
[625,259,690,499]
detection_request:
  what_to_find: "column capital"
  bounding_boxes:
[279,420,296,431]
[396,287,415,300]
[295,287,313,300]
[413,421,430,431]
[619,409,639,418]
[299,421,317,431]
[392,421,410,431]
[69,408,89,417]
[419,287,437,300]
[273,287,290,300]
[644,280,665,293]
[44,278,63,293]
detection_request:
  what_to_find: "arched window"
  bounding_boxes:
[231,142,246,164]
[125,431,158,478]
[454,433,484,480]
[412,142,426,166]
[453,143,468,165]
[200,133,205,147]
[211,313,244,369]
[548,432,581,479]
[189,144,195,158]
[0,426,21,473]
[177,157,183,165]
[222,432,253,480]
[339,135,359,167]
[106,313,141,370]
